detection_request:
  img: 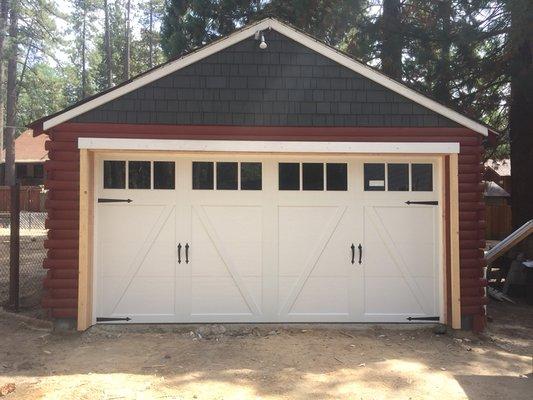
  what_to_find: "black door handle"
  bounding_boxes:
[177,243,181,264]
[358,244,363,264]
[185,243,190,264]
[351,244,355,264]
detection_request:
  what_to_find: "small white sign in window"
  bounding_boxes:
[368,180,385,187]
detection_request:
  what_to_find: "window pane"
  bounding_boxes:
[216,162,238,190]
[104,160,125,189]
[34,164,44,179]
[241,162,262,190]
[303,163,324,190]
[192,162,214,190]
[279,163,300,190]
[364,163,385,191]
[128,161,151,189]
[154,162,175,189]
[387,163,409,191]
[326,163,347,191]
[412,164,433,191]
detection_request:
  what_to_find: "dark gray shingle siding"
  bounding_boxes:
[73,31,458,127]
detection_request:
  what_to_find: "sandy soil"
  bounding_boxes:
[0,302,531,400]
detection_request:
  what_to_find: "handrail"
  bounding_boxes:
[485,219,533,264]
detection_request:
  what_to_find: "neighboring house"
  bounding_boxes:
[29,19,497,332]
[484,181,510,206]
[0,130,49,186]
[484,158,511,195]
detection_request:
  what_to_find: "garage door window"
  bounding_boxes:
[217,162,238,190]
[279,163,300,190]
[387,164,409,191]
[128,161,151,189]
[279,162,348,191]
[303,163,324,190]
[326,163,348,191]
[154,162,175,189]
[364,162,433,192]
[193,162,214,190]
[364,163,385,191]
[241,162,262,190]
[103,160,126,189]
[193,161,263,190]
[412,164,433,191]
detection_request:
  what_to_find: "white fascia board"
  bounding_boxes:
[45,18,487,136]
[78,138,460,154]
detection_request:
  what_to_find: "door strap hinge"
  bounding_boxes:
[405,201,438,206]
[406,316,440,321]
[98,198,133,203]
[96,317,131,322]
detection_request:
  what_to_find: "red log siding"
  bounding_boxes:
[42,123,486,328]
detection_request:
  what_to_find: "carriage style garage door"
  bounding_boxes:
[94,154,442,324]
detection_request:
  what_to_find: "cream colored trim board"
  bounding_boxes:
[449,154,461,329]
[78,138,460,154]
[77,149,94,331]
[43,18,488,135]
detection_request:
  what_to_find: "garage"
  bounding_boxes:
[29,18,492,330]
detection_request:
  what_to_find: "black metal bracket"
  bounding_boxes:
[96,317,131,322]
[405,201,438,206]
[406,316,440,321]
[98,198,132,203]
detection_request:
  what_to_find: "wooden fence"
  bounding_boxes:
[485,204,512,240]
[0,186,46,212]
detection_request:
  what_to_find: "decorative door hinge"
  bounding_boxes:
[96,317,131,322]
[406,316,440,321]
[98,198,133,203]
[405,201,438,206]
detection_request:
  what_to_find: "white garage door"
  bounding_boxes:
[94,155,441,324]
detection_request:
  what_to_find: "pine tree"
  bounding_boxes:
[508,0,533,228]
[380,0,402,80]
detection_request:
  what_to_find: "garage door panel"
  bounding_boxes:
[190,205,262,317]
[278,206,339,277]
[99,205,165,242]
[191,277,256,316]
[370,206,436,243]
[103,277,175,316]
[278,205,354,318]
[289,277,350,315]
[364,277,435,316]
[363,205,438,320]
[97,204,177,319]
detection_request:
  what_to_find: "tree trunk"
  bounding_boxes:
[0,0,9,163]
[81,5,87,98]
[124,0,131,80]
[149,0,153,68]
[4,4,17,186]
[434,0,452,105]
[509,0,533,229]
[381,0,402,80]
[104,0,112,87]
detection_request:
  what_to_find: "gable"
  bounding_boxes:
[73,31,457,128]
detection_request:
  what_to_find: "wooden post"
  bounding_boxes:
[77,149,94,330]
[8,182,20,311]
[449,153,461,329]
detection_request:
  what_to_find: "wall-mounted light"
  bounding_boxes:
[255,30,268,50]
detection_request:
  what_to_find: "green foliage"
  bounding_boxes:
[0,0,517,161]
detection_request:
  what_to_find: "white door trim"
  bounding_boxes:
[78,138,460,154]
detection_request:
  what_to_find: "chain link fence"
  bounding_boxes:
[0,211,47,309]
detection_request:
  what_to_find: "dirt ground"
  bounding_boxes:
[0,301,531,400]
